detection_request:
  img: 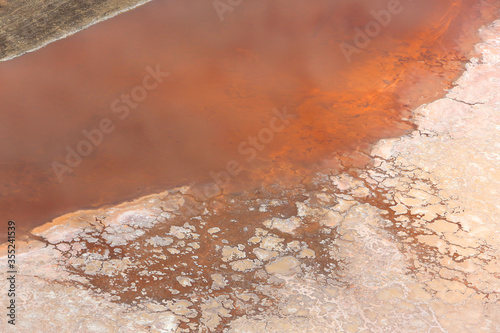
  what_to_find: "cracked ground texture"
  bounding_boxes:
[1,17,500,333]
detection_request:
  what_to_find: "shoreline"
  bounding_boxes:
[0,17,498,332]
[2,0,497,240]
[0,0,153,62]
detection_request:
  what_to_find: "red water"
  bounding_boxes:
[0,0,498,239]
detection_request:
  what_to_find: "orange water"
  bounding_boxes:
[0,0,498,239]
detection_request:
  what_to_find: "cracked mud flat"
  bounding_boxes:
[1,18,500,333]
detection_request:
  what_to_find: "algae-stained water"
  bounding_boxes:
[0,0,498,239]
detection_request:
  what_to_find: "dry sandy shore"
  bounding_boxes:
[0,0,151,61]
[1,18,499,333]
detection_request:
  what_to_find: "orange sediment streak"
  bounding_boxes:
[0,0,497,238]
